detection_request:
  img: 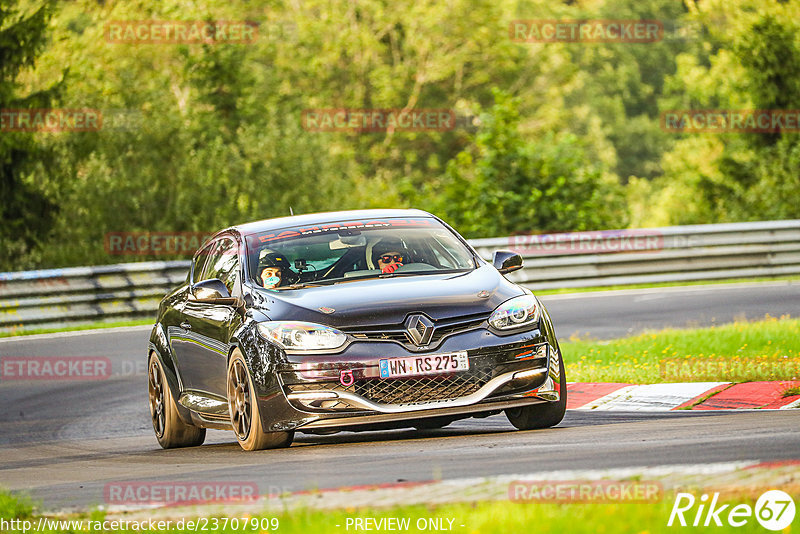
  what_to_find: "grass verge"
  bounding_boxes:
[0,490,782,534]
[784,386,800,397]
[560,315,800,383]
[0,319,152,338]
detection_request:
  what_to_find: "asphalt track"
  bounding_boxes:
[1,281,799,511]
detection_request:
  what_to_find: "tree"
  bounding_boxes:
[0,0,61,267]
[423,90,628,237]
[636,0,800,226]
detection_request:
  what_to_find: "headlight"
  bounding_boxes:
[488,295,540,330]
[257,321,347,351]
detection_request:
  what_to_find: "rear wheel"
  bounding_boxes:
[148,353,206,449]
[505,356,567,430]
[227,349,293,451]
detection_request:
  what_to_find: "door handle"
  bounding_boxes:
[180,321,192,330]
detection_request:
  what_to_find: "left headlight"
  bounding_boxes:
[257,321,347,351]
[488,295,540,330]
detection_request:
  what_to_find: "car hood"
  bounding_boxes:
[251,265,525,327]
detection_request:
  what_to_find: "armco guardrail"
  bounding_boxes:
[0,261,190,334]
[1,220,799,333]
[471,219,800,289]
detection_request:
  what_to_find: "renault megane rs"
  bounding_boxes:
[147,209,565,450]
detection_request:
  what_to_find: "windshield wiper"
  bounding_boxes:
[378,269,464,279]
[273,282,324,290]
[273,270,468,288]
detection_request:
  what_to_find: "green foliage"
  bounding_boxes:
[422,90,627,237]
[0,489,33,520]
[556,0,693,181]
[634,0,800,227]
[735,14,800,113]
[1,0,799,270]
[0,0,61,269]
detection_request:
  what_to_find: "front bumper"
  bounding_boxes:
[252,326,562,432]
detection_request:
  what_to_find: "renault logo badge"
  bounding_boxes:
[405,314,434,346]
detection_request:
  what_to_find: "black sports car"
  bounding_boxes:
[148,209,566,450]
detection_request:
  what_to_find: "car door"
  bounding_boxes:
[175,236,243,398]
[168,240,214,393]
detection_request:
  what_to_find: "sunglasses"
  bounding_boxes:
[379,254,404,264]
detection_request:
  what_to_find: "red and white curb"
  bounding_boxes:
[567,381,800,410]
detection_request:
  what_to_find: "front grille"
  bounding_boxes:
[356,373,487,405]
[342,312,489,348]
[429,317,486,343]
[350,331,409,343]
[285,366,494,407]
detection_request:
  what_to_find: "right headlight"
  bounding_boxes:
[488,295,540,330]
[257,321,347,351]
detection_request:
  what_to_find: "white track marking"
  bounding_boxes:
[779,397,800,409]
[574,382,729,411]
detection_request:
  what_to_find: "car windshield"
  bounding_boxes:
[244,217,476,289]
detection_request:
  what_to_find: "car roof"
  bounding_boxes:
[230,209,436,237]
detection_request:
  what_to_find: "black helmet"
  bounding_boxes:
[372,237,410,264]
[258,252,298,284]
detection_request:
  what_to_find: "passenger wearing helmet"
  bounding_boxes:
[258,252,293,288]
[372,238,411,274]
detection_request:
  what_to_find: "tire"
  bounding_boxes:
[505,354,567,430]
[227,349,294,451]
[148,353,206,449]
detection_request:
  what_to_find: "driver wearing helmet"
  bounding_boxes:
[258,252,295,289]
[372,238,411,274]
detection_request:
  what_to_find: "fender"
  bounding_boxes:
[147,323,195,425]
[229,318,305,431]
[536,299,564,401]
[229,318,286,394]
[538,299,561,357]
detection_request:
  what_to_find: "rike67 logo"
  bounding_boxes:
[668,490,795,530]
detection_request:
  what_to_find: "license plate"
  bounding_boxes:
[379,351,469,379]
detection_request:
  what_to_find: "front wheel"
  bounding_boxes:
[505,355,567,430]
[227,349,293,451]
[148,353,206,449]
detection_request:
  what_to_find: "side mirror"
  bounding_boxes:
[192,278,231,300]
[492,250,523,274]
